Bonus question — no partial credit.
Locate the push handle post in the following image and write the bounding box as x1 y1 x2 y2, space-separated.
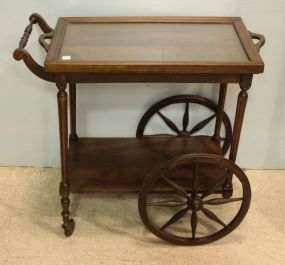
13 13 55 82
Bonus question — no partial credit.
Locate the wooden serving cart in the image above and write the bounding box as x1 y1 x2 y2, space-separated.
13 13 265 245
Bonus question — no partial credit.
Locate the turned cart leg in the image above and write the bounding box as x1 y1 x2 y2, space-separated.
223 75 253 198
56 75 75 236
213 83 227 141
213 83 232 197
69 83 78 141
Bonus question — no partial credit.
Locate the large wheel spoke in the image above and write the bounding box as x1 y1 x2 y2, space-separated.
137 95 233 155
138 152 251 245
160 175 189 199
160 207 188 231
191 211 198 239
147 200 187 207
182 102 190 131
204 197 243 205
201 170 232 199
157 111 180 134
201 208 227 227
189 114 216 135
216 136 226 141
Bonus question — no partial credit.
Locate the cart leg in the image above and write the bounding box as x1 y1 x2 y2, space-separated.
69 83 78 141
213 83 227 141
56 75 75 236
224 75 252 198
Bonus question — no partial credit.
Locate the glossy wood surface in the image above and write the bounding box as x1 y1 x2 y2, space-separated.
60 23 248 62
56 75 75 236
68 137 223 193
13 14 265 240
138 154 251 245
45 16 264 74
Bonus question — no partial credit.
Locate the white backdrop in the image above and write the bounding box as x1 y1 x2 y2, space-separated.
1 0 285 168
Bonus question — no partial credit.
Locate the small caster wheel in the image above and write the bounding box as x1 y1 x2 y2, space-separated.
138 154 251 245
62 219 75 237
222 183 233 198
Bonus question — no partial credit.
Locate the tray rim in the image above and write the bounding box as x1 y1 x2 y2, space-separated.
45 16 264 74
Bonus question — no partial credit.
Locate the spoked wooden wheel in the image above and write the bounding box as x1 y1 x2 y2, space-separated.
136 95 232 155
138 154 251 245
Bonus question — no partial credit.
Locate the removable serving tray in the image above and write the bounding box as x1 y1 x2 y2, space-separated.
45 17 264 74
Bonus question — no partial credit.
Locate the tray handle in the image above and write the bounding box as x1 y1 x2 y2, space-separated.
39 32 54 52
248 31 265 52
13 13 55 82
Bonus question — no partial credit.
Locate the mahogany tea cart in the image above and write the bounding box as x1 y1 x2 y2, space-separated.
13 13 265 245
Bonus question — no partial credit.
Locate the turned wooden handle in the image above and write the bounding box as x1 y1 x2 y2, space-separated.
13 13 55 82
248 31 265 52
18 17 36 49
14 13 54 60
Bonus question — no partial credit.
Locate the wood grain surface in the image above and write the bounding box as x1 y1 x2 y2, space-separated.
45 17 264 74
68 136 223 193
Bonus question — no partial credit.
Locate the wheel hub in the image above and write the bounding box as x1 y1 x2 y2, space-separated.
188 196 203 211
178 131 190 137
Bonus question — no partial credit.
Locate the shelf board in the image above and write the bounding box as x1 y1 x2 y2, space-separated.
68 136 224 193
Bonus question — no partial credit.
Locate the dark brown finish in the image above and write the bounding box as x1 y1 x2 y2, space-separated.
230 81 251 162
13 13 55 82
59 23 248 61
13 14 265 243
214 83 227 141
222 76 252 198
66 72 241 84
136 95 232 155
69 83 78 141
32 13 54 33
39 32 54 52
45 16 264 74
68 137 223 193
56 75 75 236
19 17 35 49
248 31 266 52
138 154 251 245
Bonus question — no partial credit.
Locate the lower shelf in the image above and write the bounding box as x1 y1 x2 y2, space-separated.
68 136 225 193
